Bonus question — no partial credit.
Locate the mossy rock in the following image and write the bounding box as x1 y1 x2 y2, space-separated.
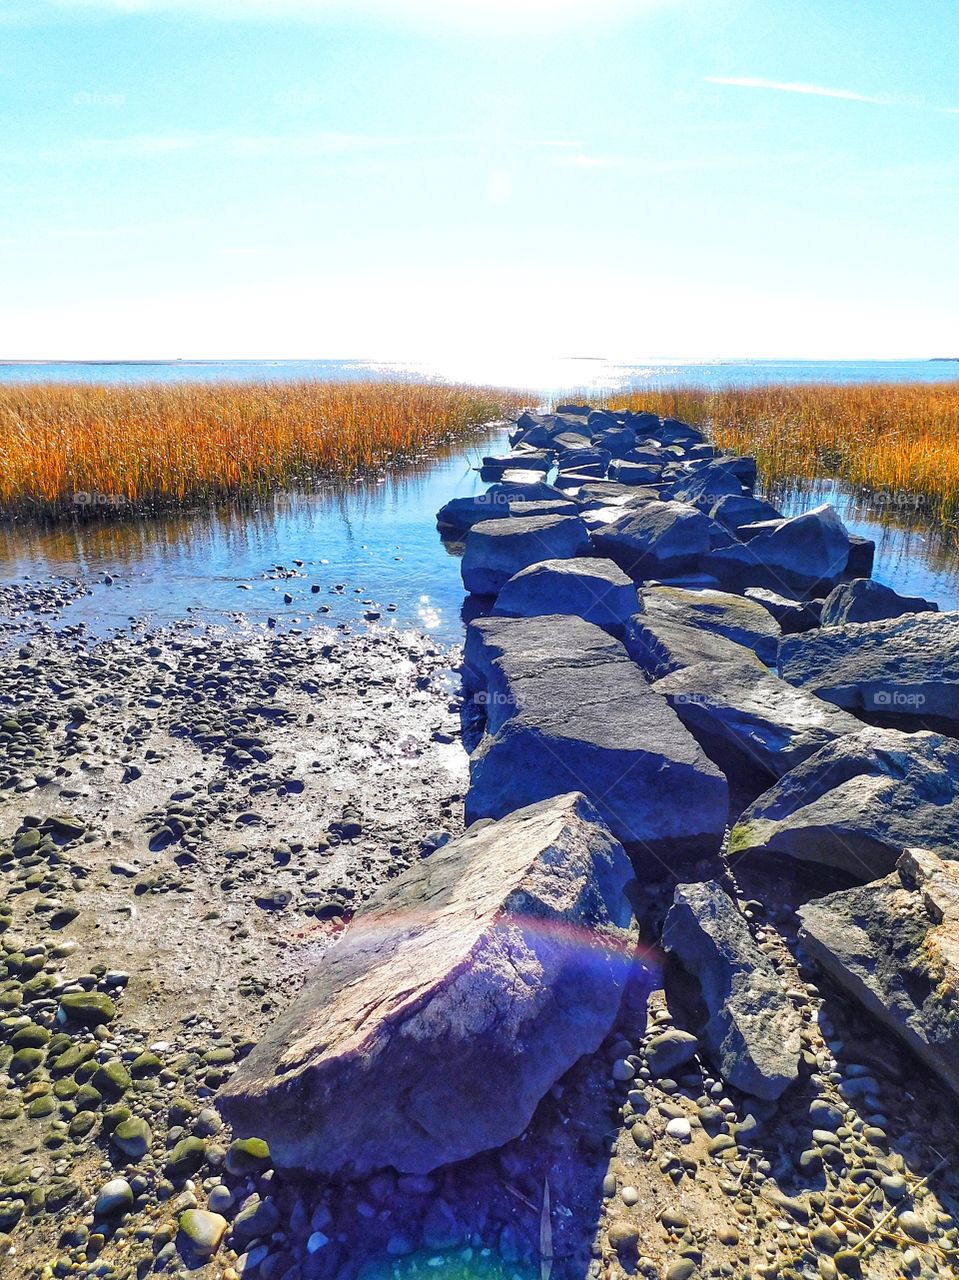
73 1083 103 1112
92 1060 131 1098
27 1095 57 1119
68 1111 98 1139
167 1097 195 1125
49 1042 97 1074
53 1078 78 1101
11 1024 50 1050
59 992 116 1027
101 1105 132 1134
165 1136 208 1179
9 1047 45 1077
130 1051 163 1078
225 1137 271 1177
13 830 41 855
22 972 56 999
44 1180 79 1211
112 1116 152 1161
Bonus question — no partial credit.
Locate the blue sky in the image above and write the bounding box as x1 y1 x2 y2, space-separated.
0 0 957 370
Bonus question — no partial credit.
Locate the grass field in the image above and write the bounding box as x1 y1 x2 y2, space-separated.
596 380 959 524
0 380 528 520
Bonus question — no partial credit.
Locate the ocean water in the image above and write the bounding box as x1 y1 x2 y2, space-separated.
1 356 957 394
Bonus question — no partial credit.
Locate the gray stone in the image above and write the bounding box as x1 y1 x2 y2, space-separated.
798 847 959 1098
646 1029 699 1076
219 793 636 1175
461 515 592 596
493 557 638 635
820 578 938 627
625 615 765 681
729 726 959 879
436 482 568 535
744 587 823 635
638 585 782 664
590 501 714 582
707 503 851 596
654 660 861 786
463 614 728 859
778 611 959 728
663 881 802 1099
95 1178 134 1218
708 494 782 535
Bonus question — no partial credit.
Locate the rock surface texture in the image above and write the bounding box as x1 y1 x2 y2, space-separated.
219 792 636 1175
463 613 728 860
729 726 959 879
798 847 959 1097
663 881 802 1099
778 610 959 728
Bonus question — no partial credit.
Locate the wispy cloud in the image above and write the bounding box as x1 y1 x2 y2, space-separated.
705 75 959 115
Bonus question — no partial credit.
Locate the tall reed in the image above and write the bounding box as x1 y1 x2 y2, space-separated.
594 380 959 523
0 380 528 520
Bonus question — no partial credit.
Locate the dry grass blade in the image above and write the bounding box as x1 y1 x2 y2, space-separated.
0 380 528 520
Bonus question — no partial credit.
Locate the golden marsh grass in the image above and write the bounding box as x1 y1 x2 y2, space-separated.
595 380 959 523
0 380 528 520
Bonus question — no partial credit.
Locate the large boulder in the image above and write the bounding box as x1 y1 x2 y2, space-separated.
608 460 664 486
798 848 959 1099
463 615 728 861
778 611 959 728
820 578 938 627
663 882 802 1099
707 503 851 596
638 585 782 665
625 616 765 681
728 727 959 880
493 557 638 635
708 494 782 536
461 514 591 596
654 661 861 787
218 793 636 1176
590 501 713 582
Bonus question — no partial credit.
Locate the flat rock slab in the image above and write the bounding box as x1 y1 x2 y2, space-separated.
798 847 959 1098
461 515 592 596
219 792 636 1176
729 726 959 880
463 614 728 862
663 881 801 1099
778 611 959 729
638 585 782 665
654 660 862 787
625 615 765 681
493 557 639 635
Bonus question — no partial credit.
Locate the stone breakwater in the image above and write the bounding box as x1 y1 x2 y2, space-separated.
212 406 959 1277
6 405 959 1280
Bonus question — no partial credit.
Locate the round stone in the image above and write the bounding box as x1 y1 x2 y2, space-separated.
95 1178 133 1218
665 1118 691 1141
177 1208 228 1259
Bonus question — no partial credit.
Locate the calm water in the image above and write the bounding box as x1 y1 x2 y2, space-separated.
1 358 958 642
2 356 958 394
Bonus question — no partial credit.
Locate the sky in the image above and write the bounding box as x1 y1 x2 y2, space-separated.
0 0 957 370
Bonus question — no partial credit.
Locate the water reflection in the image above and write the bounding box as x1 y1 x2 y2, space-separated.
3 433 959 643
772 478 959 608
0 430 499 643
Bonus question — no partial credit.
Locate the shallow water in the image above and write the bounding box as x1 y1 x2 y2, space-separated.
0 428 502 644
3 423 959 645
